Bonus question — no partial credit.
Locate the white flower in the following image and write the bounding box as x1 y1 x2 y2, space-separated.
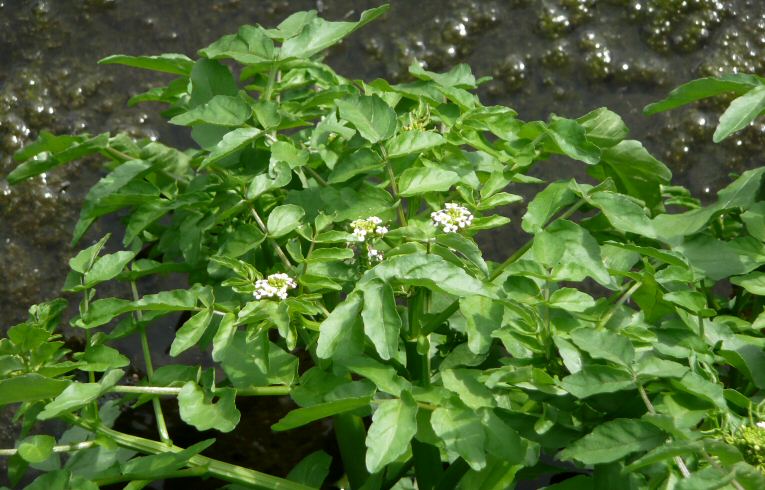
431 203 474 233
350 216 388 242
756 421 765 430
254 273 297 300
368 248 384 262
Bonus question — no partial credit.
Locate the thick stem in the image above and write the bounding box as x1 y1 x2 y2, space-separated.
66 415 313 490
111 385 290 397
132 280 172 445
95 467 208 486
0 441 96 457
334 413 370 489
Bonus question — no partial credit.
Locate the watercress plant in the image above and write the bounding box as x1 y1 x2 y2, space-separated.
3 4 765 489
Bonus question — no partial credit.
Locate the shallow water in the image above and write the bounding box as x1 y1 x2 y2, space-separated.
2 0 765 486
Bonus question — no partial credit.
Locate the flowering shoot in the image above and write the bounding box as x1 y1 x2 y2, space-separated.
431 203 474 233
253 273 297 300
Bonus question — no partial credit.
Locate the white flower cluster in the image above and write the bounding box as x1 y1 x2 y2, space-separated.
431 203 474 233
757 421 765 429
368 248 384 262
350 216 388 242
253 273 297 300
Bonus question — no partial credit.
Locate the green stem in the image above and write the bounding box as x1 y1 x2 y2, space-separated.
380 146 407 227
0 441 96 457
249 205 295 272
66 415 313 490
95 467 208 486
111 385 291 397
334 413 370 489
304 166 328 187
132 280 171 445
263 64 279 102
637 383 691 478
597 280 642 329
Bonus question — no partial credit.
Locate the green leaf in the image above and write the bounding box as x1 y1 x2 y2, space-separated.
546 116 601 165
170 308 214 357
98 53 194 75
341 356 411 396
8 133 109 185
178 381 240 433
364 392 418 473
38 369 124 419
72 159 153 244
398 167 460 196
360 279 401 360
336 94 397 144
82 251 136 288
742 202 765 241
569 327 634 366
328 148 382 184
212 312 237 362
385 130 445 158
521 181 578 234
459 295 502 355
271 140 309 169
364 252 493 298
479 409 526 463
279 5 390 60
317 293 363 359
267 204 305 238
122 440 214 478
577 107 628 148
532 220 612 287
592 140 671 210
22 470 71 490
69 234 111 273
671 372 727 410
560 365 634 398
653 167 765 240
644 74 763 114
169 95 252 127
559 419 665 465
441 369 495 409
17 435 56 464
662 290 712 315
731 272 765 295
201 127 261 168
306 247 354 262
0 374 69 406
248 160 292 199
548 288 595 313
437 233 488 277
13 131 80 162
714 85 765 142
219 223 266 258
272 397 371 431
431 405 486 471
189 59 238 108
199 25 274 65
588 191 656 238
287 451 332 488
409 61 479 89
217 331 297 388
76 344 130 372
